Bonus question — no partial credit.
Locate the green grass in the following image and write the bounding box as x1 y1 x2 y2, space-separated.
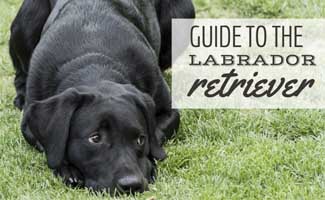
1 0 325 199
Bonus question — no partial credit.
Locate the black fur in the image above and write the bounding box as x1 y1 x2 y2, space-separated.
9 0 194 194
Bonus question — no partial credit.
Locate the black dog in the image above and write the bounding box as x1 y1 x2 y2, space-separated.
9 0 195 195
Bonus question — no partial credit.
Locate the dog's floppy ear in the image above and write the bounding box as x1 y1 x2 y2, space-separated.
157 0 195 70
23 88 94 169
139 94 167 161
125 85 167 161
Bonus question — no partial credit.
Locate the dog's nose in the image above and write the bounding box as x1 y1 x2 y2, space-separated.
116 175 144 193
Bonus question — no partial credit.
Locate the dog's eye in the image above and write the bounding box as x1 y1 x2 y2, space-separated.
137 135 145 146
88 133 101 144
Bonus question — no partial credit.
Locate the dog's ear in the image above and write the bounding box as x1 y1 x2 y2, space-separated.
125 85 167 161
156 0 195 69
139 93 167 161
23 88 94 169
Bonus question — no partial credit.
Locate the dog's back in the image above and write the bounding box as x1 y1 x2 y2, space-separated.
27 0 162 103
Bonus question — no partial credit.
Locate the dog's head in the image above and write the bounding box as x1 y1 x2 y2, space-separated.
23 82 166 194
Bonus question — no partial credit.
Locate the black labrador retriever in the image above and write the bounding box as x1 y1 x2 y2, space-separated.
9 0 195 195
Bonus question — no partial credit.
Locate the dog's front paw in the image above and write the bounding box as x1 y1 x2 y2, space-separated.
54 163 84 188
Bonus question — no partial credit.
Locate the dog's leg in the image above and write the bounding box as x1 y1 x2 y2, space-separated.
9 0 51 110
157 0 195 71
9 45 26 110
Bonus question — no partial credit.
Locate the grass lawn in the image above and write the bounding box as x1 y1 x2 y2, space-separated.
1 0 325 199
